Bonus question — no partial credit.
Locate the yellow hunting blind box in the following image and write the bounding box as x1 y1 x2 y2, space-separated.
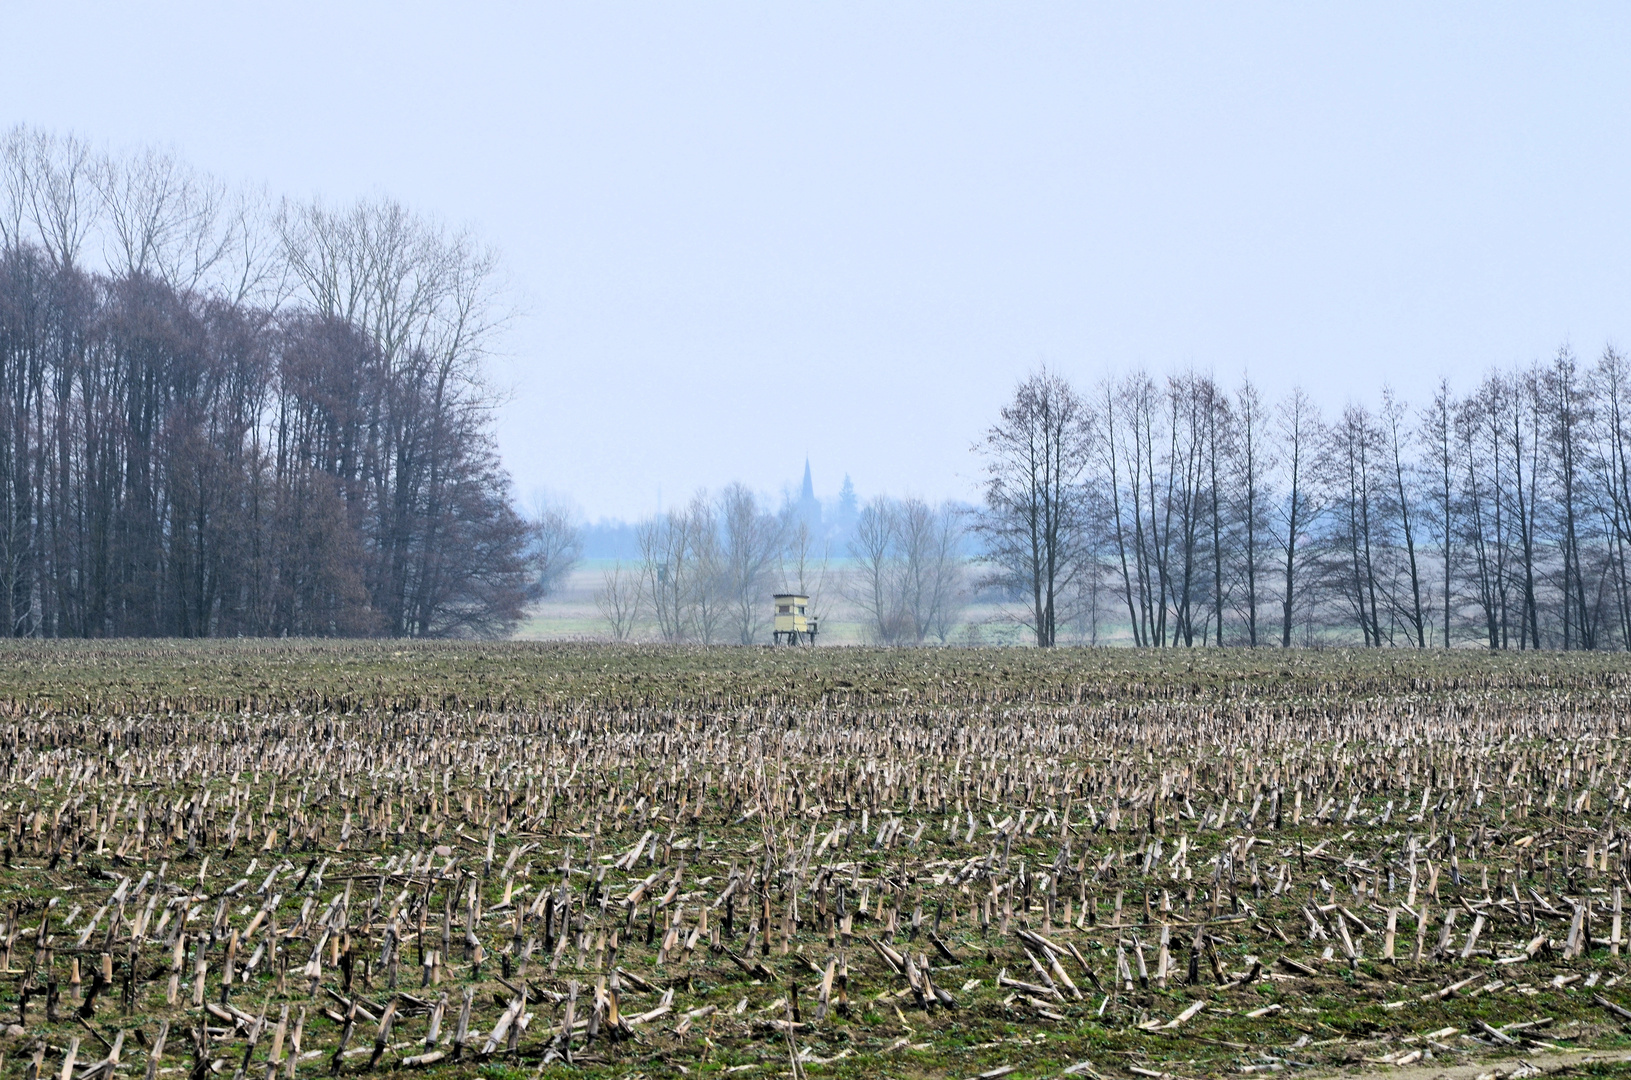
772 593 818 645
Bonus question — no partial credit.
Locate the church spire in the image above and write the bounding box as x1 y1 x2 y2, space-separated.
798 459 821 527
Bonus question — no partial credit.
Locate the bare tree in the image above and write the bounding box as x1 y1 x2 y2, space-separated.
1201 376 1232 644
1097 378 1143 644
637 509 694 642
17 128 96 270
595 562 642 641
848 496 906 643
633 493 733 643
1545 348 1597 649
780 514 832 628
276 197 512 636
923 503 969 643
1069 547 1107 645
1459 374 1513 648
1323 403 1387 645
1275 388 1318 647
94 146 234 290
1420 379 1458 646
989 353 1631 650
1593 348 1631 648
1160 373 1219 647
1508 368 1546 648
976 368 1093 647
845 496 965 644
213 186 294 310
895 498 967 643
277 196 505 388
685 493 728 644
1231 378 1272 646
1103 372 1171 645
0 126 29 254
719 484 784 644
1382 388 1427 646
528 498 584 600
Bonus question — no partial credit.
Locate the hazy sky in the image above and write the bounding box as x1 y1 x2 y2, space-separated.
6 3 1631 520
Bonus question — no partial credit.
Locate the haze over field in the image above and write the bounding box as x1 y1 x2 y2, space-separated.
9 9 1631 1075
7 4 1631 521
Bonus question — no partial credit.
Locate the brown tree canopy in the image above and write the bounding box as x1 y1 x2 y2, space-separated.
0 239 531 638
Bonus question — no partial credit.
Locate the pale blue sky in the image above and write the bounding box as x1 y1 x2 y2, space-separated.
5 3 1630 519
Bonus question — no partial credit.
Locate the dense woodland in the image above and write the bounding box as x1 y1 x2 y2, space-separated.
0 128 532 638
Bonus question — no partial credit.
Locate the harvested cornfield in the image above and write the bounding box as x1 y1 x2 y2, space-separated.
0 643 1630 1080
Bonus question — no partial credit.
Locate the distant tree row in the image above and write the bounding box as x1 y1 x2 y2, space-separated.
0 127 535 637
594 487 967 645
846 496 965 643
980 355 1631 650
632 485 791 645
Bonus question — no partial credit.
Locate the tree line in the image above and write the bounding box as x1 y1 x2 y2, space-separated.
595 487 968 644
0 127 536 637
980 356 1631 650
14 127 1624 649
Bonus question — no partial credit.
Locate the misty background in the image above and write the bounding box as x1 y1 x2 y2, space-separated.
8 5 1631 522
5 4 1631 644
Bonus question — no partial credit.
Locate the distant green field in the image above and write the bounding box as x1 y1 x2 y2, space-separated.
515 561 1070 646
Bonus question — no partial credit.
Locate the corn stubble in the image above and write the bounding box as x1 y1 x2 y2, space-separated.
0 644 1626 1079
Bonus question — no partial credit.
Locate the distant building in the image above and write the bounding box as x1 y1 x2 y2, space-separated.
797 459 822 529
834 474 858 532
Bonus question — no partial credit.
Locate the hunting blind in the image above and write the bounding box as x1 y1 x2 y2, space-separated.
772 593 817 645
